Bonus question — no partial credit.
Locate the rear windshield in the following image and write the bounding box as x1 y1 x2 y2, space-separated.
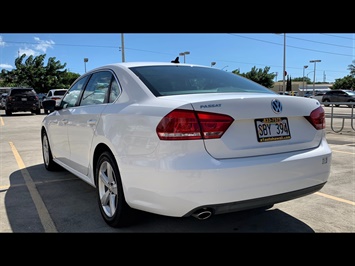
129 65 275 97
53 90 67 96
10 89 36 96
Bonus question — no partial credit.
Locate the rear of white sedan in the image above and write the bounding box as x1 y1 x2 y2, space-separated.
41 62 332 227
115 94 331 220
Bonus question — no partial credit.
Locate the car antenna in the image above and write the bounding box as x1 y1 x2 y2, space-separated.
171 57 180 63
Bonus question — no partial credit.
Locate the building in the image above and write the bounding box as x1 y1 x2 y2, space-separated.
272 82 332 96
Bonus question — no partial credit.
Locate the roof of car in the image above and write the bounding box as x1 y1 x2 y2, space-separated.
89 62 208 72
327 89 352 92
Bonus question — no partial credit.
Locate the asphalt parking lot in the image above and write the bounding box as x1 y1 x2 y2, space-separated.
0 107 354 233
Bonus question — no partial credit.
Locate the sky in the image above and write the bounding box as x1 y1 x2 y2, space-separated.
0 33 354 84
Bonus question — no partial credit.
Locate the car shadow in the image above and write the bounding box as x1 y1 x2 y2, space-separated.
3 164 315 233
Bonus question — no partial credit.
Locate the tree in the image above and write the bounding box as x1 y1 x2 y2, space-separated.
232 66 275 88
331 75 355 90
61 72 80 89
292 76 312 84
347 60 355 77
286 75 292 91
0 54 79 92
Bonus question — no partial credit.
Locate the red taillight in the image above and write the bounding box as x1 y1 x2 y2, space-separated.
156 109 234 140
51 97 61 100
306 106 326 130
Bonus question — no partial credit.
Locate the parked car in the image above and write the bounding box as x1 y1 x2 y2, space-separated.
0 93 7 109
42 89 67 114
278 91 298 96
4 88 41 115
321 89 355 107
310 91 327 102
303 91 313 98
41 62 332 228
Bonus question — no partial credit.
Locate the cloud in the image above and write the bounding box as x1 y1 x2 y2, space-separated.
0 63 13 69
33 37 55 53
0 36 5 47
18 37 55 57
19 48 37 57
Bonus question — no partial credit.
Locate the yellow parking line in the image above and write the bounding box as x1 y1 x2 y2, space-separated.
9 141 57 233
331 149 354 155
0 116 4 126
315 192 355 206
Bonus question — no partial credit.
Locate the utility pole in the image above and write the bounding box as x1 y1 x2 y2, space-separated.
121 33 125 62
282 33 286 93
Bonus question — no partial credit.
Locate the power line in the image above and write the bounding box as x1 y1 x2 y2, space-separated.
229 33 353 58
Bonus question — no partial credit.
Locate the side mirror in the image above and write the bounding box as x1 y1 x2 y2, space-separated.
42 99 56 112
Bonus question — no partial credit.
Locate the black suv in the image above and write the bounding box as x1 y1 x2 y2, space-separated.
321 89 355 108
4 88 41 115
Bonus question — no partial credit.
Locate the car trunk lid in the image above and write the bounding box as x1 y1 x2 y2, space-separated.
171 93 324 159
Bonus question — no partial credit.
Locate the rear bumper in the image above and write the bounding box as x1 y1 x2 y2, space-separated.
118 137 332 217
183 182 326 217
6 103 40 112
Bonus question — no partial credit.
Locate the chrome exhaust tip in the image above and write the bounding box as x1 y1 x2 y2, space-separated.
191 208 213 220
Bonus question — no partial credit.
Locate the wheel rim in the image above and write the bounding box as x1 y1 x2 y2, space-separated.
42 134 50 166
98 161 118 218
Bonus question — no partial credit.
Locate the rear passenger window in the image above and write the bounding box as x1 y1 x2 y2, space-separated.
80 71 112 106
109 79 120 103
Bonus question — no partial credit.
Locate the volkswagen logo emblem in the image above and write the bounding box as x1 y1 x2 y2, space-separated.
271 99 282 114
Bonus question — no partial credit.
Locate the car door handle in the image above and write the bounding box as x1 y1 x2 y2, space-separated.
87 119 97 126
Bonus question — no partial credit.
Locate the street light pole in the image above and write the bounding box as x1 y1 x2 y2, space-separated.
309 60 321 96
282 33 286 93
84 58 88 73
121 33 125 62
302 65 308 95
306 71 314 91
179 51 190 63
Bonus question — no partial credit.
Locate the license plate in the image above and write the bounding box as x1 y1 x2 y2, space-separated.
21 98 27 101
255 117 291 142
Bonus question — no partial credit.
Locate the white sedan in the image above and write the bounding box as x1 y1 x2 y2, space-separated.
42 89 68 114
41 62 332 228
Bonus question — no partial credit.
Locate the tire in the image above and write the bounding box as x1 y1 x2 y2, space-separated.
96 151 133 228
322 99 330 107
5 109 12 116
42 131 61 171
